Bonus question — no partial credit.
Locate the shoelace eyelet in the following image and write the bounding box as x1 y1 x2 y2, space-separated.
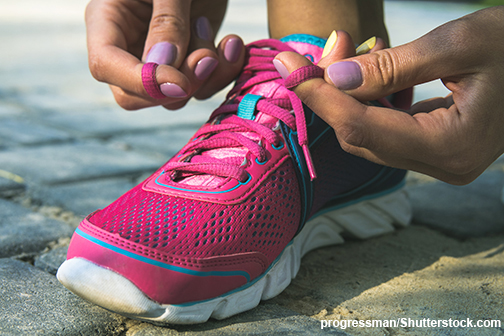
272 141 284 150
240 173 252 184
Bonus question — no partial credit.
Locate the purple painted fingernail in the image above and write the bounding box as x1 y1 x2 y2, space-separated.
146 42 177 65
224 38 242 63
327 61 363 90
273 59 290 80
195 57 218 80
160 83 187 98
196 16 213 41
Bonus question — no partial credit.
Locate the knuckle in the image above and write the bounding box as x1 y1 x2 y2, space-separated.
113 92 140 111
295 80 322 106
296 79 334 115
135 81 150 99
427 18 479 63
194 90 213 100
425 129 484 185
336 134 364 158
84 0 97 21
337 122 368 149
365 50 397 90
84 2 92 20
150 14 187 36
442 19 474 48
442 160 470 176
443 171 479 186
88 54 107 82
338 137 355 154
163 99 188 111
438 153 478 178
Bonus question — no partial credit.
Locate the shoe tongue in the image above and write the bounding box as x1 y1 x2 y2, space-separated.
281 34 327 64
248 34 326 100
246 34 325 129
178 35 326 188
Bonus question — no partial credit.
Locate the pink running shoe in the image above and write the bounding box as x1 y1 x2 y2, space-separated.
57 35 412 324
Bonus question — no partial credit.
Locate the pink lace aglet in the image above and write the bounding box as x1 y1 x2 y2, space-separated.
302 144 317 180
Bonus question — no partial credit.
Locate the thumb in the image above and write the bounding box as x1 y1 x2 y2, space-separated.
143 0 191 67
274 49 435 177
328 25 463 102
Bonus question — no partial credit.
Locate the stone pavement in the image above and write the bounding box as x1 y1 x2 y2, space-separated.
1 1 503 335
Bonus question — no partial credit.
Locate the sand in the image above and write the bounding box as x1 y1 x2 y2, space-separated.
270 224 504 335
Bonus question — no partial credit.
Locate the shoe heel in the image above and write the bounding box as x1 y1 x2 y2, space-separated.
326 188 411 239
300 188 411 256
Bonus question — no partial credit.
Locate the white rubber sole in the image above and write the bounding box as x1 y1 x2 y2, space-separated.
57 188 411 324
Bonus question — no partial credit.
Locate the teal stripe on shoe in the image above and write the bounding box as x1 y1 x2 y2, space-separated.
75 228 251 282
280 34 327 48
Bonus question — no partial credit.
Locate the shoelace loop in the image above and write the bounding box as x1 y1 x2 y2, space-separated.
164 40 320 182
284 65 325 89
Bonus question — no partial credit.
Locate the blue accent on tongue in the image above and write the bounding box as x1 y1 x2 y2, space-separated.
237 94 262 120
280 34 326 48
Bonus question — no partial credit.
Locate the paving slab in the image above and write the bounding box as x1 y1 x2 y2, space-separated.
35 245 68 275
128 303 349 336
34 100 217 137
112 127 197 158
0 199 73 258
0 101 25 117
0 118 72 146
406 170 504 239
0 142 162 185
0 258 126 336
4 80 100 114
0 175 25 197
31 177 137 216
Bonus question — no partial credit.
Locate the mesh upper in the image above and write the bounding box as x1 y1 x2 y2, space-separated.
90 160 301 263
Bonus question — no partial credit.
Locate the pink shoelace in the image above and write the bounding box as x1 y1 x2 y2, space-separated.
164 40 323 183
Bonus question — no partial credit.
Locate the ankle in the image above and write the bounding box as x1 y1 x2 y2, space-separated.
267 0 389 45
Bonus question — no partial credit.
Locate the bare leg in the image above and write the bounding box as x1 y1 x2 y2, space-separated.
267 0 388 45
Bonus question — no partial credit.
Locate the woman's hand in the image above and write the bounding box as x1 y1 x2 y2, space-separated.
85 0 245 110
276 6 504 185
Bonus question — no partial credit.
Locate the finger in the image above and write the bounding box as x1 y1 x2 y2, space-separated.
109 84 190 111
155 18 221 109
85 0 146 90
409 94 453 115
324 18 480 101
109 85 157 110
162 99 191 111
109 45 221 110
145 15 222 104
162 47 220 109
102 60 190 109
274 51 475 180
110 83 194 111
85 1 192 105
318 31 356 67
186 16 220 83
142 0 192 67
371 37 387 52
109 78 187 111
194 35 245 100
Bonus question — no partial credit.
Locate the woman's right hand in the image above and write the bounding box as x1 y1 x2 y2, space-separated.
85 0 246 110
